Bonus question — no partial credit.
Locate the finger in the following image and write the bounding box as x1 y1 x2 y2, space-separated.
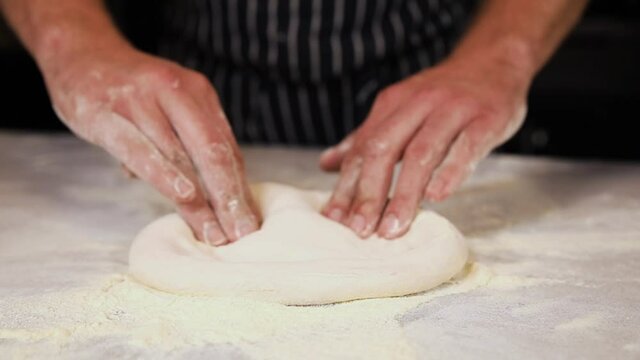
365 84 413 126
319 133 355 172
179 70 238 141
321 154 362 225
174 75 261 221
92 111 231 245
92 111 197 204
125 98 230 245
424 108 526 201
118 173 220 241
425 118 496 201
322 82 431 229
319 84 411 172
344 95 439 237
126 97 197 178
345 145 396 238
169 72 258 217
158 86 260 242
378 106 471 239
177 199 228 246
197 86 264 228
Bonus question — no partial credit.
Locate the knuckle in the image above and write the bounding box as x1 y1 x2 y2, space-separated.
168 150 191 169
404 142 428 160
203 141 234 167
407 136 443 163
357 177 385 200
353 198 380 216
415 88 434 102
341 154 363 172
144 66 180 88
405 145 435 168
211 190 253 231
447 97 477 113
469 117 495 134
428 88 450 101
361 137 391 159
221 196 243 213
187 71 212 90
172 177 197 200
474 105 501 122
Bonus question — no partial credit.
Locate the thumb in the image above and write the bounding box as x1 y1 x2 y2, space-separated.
319 133 356 172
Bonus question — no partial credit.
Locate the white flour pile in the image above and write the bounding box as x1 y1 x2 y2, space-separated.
0 263 525 359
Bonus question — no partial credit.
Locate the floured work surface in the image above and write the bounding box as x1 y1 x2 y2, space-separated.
1 132 639 359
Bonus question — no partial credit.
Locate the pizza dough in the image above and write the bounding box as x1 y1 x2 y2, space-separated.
129 183 468 305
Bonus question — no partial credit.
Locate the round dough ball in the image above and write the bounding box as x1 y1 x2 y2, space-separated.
129 183 468 305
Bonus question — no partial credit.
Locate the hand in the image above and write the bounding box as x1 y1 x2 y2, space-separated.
44 44 260 246
320 55 530 239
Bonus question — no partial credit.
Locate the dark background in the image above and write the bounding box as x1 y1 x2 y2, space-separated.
1 1 639 160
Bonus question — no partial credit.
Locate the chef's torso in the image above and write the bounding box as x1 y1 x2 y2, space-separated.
158 0 473 145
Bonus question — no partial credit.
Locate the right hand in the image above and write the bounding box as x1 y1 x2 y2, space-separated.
43 44 260 246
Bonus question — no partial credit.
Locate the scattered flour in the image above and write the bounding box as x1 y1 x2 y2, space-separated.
0 263 521 359
554 313 604 332
4 135 640 358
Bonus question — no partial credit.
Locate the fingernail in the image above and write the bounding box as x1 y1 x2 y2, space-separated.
349 214 367 236
234 217 258 240
174 176 195 199
328 208 344 222
203 221 226 246
379 214 402 239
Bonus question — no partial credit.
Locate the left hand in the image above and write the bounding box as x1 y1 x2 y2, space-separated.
319 55 530 239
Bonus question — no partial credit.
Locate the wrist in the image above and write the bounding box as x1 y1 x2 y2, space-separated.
34 21 132 76
448 34 538 88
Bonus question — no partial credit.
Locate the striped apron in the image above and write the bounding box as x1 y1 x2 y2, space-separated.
158 0 474 145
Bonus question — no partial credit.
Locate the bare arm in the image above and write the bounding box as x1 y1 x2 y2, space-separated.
0 0 261 245
449 0 588 81
0 0 126 68
321 0 589 239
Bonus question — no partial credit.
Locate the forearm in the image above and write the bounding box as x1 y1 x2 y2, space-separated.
0 0 131 73
449 0 588 83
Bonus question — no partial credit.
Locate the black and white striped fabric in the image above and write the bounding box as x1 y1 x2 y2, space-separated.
158 0 473 145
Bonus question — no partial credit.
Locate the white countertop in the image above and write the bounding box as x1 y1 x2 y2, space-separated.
1 131 639 359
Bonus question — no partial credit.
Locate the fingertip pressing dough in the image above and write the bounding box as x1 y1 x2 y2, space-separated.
129 183 468 305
